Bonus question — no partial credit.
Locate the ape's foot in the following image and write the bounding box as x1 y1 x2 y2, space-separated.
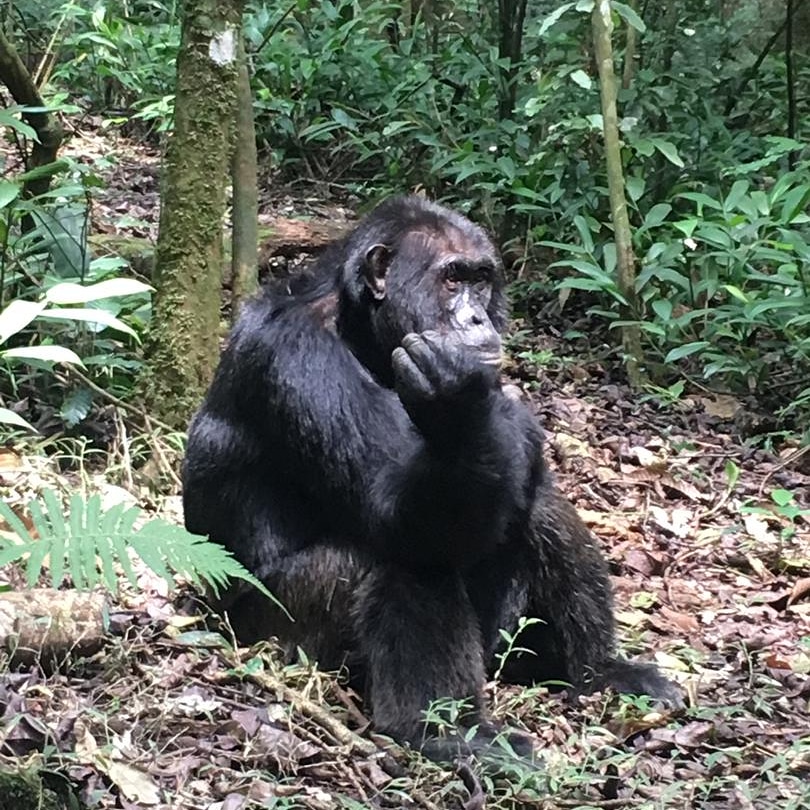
587 659 684 709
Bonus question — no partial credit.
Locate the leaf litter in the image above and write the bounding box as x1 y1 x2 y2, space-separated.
0 137 808 807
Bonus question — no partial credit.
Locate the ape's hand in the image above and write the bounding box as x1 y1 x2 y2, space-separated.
392 330 499 441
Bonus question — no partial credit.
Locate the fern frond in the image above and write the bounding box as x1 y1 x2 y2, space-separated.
0 490 285 614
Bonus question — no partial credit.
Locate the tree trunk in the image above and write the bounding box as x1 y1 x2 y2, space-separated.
0 27 64 230
230 32 259 319
496 0 528 120
592 0 645 388
140 0 243 428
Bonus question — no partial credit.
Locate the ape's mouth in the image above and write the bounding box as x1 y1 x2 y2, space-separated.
479 350 503 368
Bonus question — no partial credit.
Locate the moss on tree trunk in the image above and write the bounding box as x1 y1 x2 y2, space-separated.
140 0 243 428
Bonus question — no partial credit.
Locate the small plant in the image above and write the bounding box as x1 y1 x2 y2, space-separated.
741 488 810 543
0 490 284 612
0 278 151 430
493 616 543 681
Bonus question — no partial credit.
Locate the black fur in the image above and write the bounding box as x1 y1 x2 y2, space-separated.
183 196 681 762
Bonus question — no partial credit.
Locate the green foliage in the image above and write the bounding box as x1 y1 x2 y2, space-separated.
0 276 152 431
0 490 282 610
741 488 810 543
50 1 180 134
24 0 810 436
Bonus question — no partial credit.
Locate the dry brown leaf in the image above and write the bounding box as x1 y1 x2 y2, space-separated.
695 394 742 419
788 577 810 605
0 448 22 470
659 605 700 633
106 761 160 805
744 514 776 544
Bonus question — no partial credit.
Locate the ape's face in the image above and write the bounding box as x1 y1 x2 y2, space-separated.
362 223 506 368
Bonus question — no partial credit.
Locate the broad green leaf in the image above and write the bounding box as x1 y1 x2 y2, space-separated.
330 108 357 131
724 180 749 212
570 69 592 89
626 175 645 203
0 299 46 343
538 2 575 36
45 279 153 305
651 299 672 322
0 180 20 209
723 285 748 303
677 192 723 212
37 308 138 338
780 185 810 224
16 159 69 183
664 341 710 362
771 489 793 507
0 407 35 431
613 1 646 32
2 345 85 365
0 109 38 140
643 203 672 229
651 138 684 168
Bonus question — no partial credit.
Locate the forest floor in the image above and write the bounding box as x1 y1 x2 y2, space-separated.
0 129 809 810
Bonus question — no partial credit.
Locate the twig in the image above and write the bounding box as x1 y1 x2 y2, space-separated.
66 365 176 434
757 444 810 497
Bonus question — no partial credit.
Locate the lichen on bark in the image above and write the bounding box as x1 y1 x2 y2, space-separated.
140 0 244 428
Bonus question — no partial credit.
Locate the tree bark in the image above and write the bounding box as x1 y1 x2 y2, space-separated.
496 0 528 120
0 589 108 667
140 0 243 428
0 27 64 224
592 0 645 388
230 32 259 319
621 0 639 89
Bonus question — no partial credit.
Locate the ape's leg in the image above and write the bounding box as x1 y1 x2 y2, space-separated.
353 564 535 762
494 490 682 706
219 545 359 671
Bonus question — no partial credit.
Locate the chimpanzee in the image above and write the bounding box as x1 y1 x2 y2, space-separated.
182 196 681 763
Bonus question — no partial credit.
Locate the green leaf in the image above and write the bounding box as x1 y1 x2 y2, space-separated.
0 299 47 343
60 387 93 427
0 180 20 209
330 108 357 131
651 299 672 322
538 2 575 36
37 308 138 339
1 345 85 365
724 179 749 212
771 489 793 508
664 341 710 362
43 490 67 588
45 279 153 305
613 1 646 32
651 138 684 168
570 69 592 89
0 108 38 140
725 460 740 491
677 191 723 213
723 284 748 303
0 408 35 432
626 175 645 204
642 203 672 229
0 491 286 615
780 185 810 224
15 159 69 183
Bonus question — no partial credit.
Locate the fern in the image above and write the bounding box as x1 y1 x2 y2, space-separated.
0 490 284 611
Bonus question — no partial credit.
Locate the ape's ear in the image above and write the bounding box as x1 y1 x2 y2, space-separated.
362 244 391 300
